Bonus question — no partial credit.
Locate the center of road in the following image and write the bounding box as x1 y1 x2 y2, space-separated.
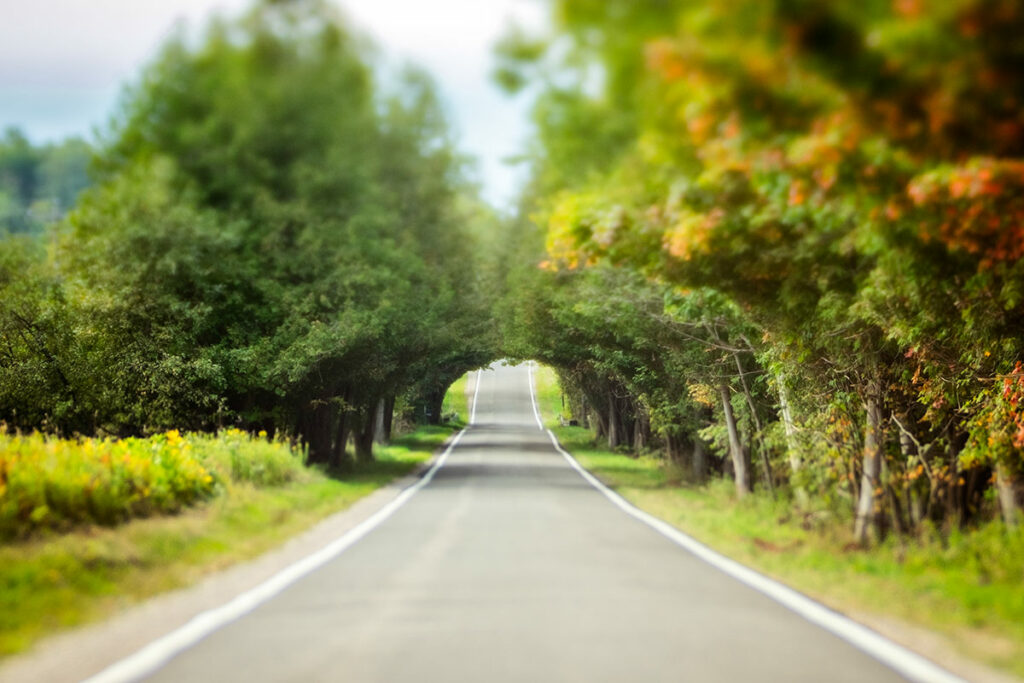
86 362 958 683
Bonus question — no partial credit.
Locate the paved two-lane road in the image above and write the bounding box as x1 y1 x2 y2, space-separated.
132 362 922 682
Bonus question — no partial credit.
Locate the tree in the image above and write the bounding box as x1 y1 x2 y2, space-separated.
501 0 1024 538
1 0 501 467
0 129 92 235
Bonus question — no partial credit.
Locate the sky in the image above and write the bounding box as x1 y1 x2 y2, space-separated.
0 0 547 208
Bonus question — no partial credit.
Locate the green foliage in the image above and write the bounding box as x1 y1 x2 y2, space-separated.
503 0 1024 533
0 128 92 235
0 237 90 435
0 0 502 466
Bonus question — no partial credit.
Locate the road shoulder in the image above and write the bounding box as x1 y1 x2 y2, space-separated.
0 445 447 683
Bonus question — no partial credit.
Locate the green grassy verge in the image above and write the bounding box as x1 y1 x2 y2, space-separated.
533 364 565 428
442 372 472 425
532 364 1024 677
0 425 454 658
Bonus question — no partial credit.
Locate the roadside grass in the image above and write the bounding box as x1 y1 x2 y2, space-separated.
442 372 471 425
0 425 453 658
532 364 1024 678
532 364 564 428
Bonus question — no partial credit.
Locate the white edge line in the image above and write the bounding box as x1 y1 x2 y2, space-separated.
527 362 544 431
470 369 482 425
543 429 964 683
523 367 961 683
84 429 467 683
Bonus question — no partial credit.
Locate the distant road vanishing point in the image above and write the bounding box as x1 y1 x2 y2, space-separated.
94 362 950 683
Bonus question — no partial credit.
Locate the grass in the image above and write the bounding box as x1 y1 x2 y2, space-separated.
442 371 472 425
0 424 455 658
532 364 565 429
532 364 1024 678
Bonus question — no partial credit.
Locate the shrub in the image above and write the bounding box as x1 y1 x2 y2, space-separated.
0 429 305 540
188 429 305 488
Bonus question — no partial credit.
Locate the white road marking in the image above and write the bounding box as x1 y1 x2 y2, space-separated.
526 362 544 431
470 369 482 425
83 430 467 683
527 374 962 683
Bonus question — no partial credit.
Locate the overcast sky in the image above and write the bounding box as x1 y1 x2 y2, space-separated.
0 0 547 208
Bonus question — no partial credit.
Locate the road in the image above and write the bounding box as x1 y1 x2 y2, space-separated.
124 362 922 682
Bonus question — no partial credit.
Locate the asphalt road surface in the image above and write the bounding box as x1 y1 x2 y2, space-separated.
137 362 915 682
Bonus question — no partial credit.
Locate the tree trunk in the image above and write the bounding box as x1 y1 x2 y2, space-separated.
735 353 774 495
593 407 607 440
620 402 635 451
854 392 885 545
776 371 805 488
720 382 751 497
607 392 620 450
373 398 387 444
304 401 334 466
666 433 684 465
995 461 1022 527
332 406 350 471
355 402 378 464
633 414 648 452
382 395 395 442
886 485 908 537
946 424 964 528
692 437 708 483
426 390 444 425
881 458 905 537
898 425 924 530
663 436 688 466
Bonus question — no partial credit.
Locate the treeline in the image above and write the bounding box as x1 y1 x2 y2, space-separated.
500 0 1024 542
0 128 91 235
0 0 499 468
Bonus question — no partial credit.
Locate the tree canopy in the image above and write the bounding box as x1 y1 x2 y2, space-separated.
0 0 500 468
499 0 1024 538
